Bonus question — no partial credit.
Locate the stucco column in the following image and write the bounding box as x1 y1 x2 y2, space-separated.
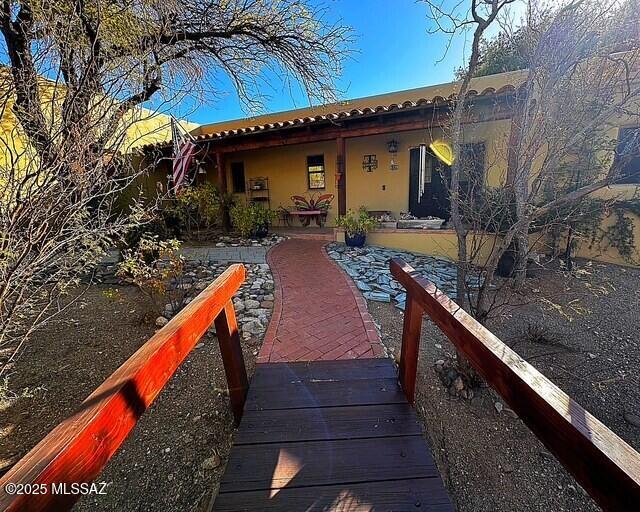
336 137 346 216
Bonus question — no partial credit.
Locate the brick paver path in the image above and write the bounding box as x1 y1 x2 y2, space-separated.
258 239 383 363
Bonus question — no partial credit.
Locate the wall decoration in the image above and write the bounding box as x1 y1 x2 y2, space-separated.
387 139 399 171
362 154 378 172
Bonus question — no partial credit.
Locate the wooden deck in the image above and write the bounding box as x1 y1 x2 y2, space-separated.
213 358 454 511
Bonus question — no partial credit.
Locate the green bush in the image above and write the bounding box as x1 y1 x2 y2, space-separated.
230 203 276 238
336 209 378 237
175 183 221 231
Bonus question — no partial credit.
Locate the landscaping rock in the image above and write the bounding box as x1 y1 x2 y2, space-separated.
244 299 260 310
201 454 221 470
364 291 391 302
155 316 169 327
327 242 470 307
624 412 640 428
356 280 372 291
244 319 265 335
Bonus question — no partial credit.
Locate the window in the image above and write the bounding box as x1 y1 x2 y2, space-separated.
307 155 325 189
615 127 640 184
459 143 486 184
231 162 246 193
459 143 485 200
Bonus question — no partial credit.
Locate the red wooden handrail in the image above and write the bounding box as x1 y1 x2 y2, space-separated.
0 264 248 512
390 258 640 512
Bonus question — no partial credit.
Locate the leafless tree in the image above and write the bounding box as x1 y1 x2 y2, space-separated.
424 0 640 379
0 0 351 377
423 0 517 377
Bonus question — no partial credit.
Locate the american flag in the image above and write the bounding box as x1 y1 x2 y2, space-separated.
171 117 197 192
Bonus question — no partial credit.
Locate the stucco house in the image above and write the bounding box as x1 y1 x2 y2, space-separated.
141 69 640 266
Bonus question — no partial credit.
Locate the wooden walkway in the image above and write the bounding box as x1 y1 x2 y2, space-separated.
213 358 454 511
3 262 638 512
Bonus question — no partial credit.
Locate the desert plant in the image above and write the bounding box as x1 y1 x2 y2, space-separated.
253 206 277 227
116 235 192 316
336 209 378 237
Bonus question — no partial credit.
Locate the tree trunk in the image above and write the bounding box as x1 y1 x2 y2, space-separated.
564 227 574 271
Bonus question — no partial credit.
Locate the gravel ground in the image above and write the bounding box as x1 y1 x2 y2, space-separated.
0 272 267 511
368 259 640 512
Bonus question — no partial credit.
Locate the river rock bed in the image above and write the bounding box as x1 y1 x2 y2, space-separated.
212 233 285 248
327 242 460 308
160 261 274 340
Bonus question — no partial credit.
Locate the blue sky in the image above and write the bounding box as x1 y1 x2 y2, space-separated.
174 0 512 125
0 0 521 126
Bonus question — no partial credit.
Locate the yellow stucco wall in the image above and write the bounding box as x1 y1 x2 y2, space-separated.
0 72 197 173
188 117 640 268
222 140 339 224
573 185 640 265
336 229 499 264
214 116 511 228
345 118 511 216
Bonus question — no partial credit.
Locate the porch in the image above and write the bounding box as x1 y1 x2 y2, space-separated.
270 225 463 261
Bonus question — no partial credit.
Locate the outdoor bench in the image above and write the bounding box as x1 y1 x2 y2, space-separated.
287 209 328 226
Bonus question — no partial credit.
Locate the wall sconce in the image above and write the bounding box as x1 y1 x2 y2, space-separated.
387 139 399 171
197 164 207 174
362 154 378 172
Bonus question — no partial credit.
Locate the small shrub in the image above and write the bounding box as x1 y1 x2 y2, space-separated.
176 183 221 230
336 208 378 237
116 235 193 315
230 203 276 238
102 288 121 301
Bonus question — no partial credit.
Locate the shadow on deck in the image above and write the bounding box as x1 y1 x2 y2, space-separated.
213 358 453 511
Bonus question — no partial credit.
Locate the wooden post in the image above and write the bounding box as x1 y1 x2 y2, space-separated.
214 300 248 425
216 151 227 192
399 293 423 404
336 137 346 216
216 151 231 232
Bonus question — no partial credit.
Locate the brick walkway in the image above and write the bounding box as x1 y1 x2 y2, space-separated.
258 239 383 363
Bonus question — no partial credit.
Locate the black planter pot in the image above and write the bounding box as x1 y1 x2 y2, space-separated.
345 232 366 247
253 223 269 238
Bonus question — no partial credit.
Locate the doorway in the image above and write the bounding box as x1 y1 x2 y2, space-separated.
408 146 451 220
408 143 485 221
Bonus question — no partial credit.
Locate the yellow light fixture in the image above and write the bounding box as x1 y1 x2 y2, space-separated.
429 140 454 166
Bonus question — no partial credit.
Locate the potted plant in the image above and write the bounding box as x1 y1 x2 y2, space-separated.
336 209 378 247
252 206 276 238
230 203 276 239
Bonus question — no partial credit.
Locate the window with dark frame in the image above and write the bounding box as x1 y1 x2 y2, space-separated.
307 155 325 189
615 127 640 184
460 142 486 199
460 143 486 182
231 162 246 193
